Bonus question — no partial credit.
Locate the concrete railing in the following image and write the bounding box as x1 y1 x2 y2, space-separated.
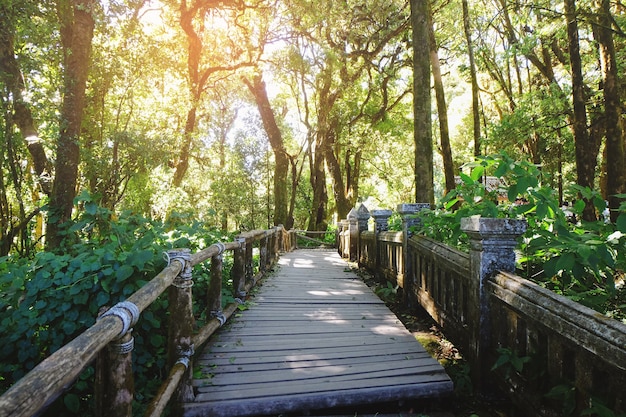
339 204 626 416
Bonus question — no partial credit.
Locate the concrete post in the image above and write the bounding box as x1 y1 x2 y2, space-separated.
371 209 393 233
347 208 359 261
397 203 430 298
460 216 527 394
371 210 393 273
355 205 370 264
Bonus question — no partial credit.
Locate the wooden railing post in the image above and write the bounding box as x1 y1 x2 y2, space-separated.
233 237 247 300
273 226 281 258
460 216 527 395
165 249 195 403
207 243 225 322
245 236 254 284
260 236 268 274
95 301 140 417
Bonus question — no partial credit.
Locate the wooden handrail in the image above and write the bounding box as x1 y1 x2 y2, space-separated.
0 226 285 417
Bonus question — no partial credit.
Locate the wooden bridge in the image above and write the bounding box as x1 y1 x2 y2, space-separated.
0 227 452 417
184 249 452 417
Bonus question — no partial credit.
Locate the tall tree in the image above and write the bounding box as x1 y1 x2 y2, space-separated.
244 73 290 226
0 1 52 195
564 0 597 221
462 0 480 157
428 1 455 195
46 0 96 249
411 0 434 205
594 0 625 222
173 0 258 187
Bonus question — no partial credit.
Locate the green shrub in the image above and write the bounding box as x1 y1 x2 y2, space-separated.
416 153 626 322
0 192 236 416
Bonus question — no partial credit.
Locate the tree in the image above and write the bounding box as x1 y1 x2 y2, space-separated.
411 0 434 205
244 73 290 226
0 1 52 196
564 0 597 221
46 0 97 249
428 1 455 195
172 0 258 187
462 0 480 157
594 0 625 222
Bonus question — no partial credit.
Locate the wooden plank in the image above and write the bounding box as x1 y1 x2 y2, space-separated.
195 357 443 387
184 382 453 417
196 351 433 372
183 250 453 417
198 341 429 363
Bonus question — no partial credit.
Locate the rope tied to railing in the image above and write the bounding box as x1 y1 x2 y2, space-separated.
234 290 247 305
98 300 140 339
110 337 135 355
164 248 193 288
214 241 226 255
209 310 227 326
174 344 195 369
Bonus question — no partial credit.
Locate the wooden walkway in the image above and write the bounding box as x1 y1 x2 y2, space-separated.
183 250 453 417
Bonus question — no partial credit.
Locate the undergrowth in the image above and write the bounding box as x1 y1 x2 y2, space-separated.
415 153 626 322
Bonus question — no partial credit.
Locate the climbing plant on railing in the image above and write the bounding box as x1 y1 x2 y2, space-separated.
415 153 626 322
0 192 237 416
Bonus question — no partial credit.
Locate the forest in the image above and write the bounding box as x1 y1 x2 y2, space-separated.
0 0 625 252
1 0 626 415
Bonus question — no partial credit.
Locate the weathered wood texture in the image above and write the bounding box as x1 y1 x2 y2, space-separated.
0 228 283 417
183 250 453 417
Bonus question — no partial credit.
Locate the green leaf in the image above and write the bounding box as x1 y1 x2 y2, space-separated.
576 245 591 261
470 165 484 181
459 172 474 185
616 213 626 233
543 257 559 278
64 393 80 413
555 252 575 273
85 201 98 216
150 334 164 347
95 291 109 307
115 265 134 282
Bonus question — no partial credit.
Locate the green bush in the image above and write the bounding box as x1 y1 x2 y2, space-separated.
0 192 235 416
416 153 626 322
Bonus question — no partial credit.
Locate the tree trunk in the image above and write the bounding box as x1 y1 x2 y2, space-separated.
244 74 290 226
0 6 52 195
307 135 328 232
46 0 96 249
564 0 597 221
428 5 455 195
462 0 481 157
411 0 434 205
595 0 625 222
323 128 352 220
173 106 197 187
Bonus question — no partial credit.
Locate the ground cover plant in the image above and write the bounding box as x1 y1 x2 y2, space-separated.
0 192 238 416
415 153 626 323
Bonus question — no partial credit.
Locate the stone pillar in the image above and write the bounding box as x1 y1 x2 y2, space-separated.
371 210 392 273
371 209 393 233
460 216 527 394
340 219 349 258
336 221 344 256
397 203 430 236
347 208 359 261
397 203 430 300
355 205 370 264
